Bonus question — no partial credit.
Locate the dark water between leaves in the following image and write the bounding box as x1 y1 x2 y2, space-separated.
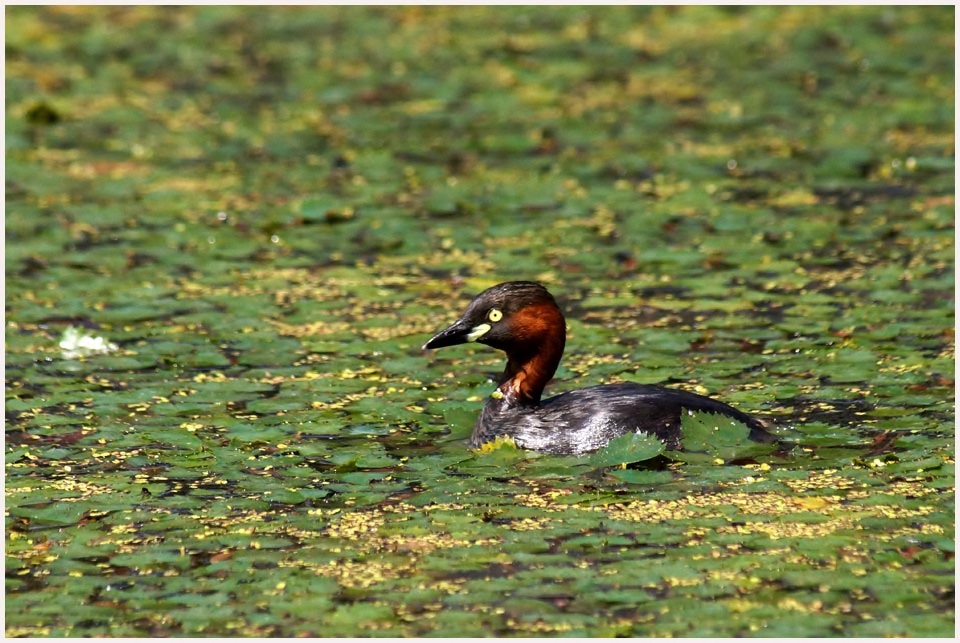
6 5 954 637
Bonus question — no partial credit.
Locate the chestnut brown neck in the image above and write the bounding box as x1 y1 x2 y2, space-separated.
496 302 566 405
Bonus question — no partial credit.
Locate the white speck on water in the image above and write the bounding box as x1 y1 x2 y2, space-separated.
59 326 118 359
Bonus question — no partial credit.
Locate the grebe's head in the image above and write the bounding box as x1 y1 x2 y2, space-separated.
422 281 566 353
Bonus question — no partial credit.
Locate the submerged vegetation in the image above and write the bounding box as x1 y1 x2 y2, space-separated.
5 6 954 637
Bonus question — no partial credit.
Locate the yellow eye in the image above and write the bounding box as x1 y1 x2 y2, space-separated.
488 308 503 323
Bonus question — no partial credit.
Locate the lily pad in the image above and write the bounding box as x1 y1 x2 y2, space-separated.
587 431 665 468
672 410 779 463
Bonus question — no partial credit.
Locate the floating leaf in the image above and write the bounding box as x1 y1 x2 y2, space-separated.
587 431 665 468
672 410 778 463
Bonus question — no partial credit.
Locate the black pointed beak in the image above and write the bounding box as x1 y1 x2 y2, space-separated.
422 317 476 350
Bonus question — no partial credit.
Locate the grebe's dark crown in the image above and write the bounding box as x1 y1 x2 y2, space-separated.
422 281 562 351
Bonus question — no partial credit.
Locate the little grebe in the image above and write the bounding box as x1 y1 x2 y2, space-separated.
423 281 773 455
